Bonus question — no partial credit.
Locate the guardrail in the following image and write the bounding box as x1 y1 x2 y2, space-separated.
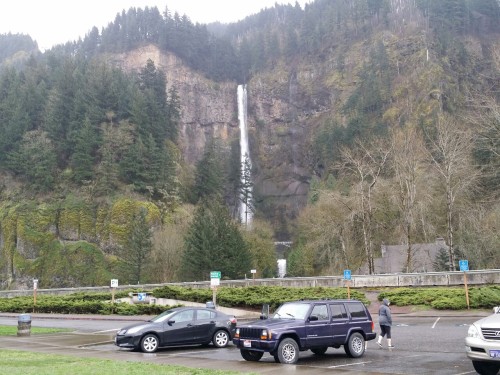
1 269 499 298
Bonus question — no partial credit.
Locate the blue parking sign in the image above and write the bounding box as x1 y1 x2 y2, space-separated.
459 260 469 272
343 270 351 280
138 292 146 301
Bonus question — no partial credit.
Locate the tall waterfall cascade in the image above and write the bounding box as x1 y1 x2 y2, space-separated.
238 84 253 226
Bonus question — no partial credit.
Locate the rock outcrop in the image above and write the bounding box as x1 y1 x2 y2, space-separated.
110 45 316 236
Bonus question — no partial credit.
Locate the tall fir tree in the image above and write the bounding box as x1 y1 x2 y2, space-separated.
120 208 153 284
71 118 98 183
181 198 252 281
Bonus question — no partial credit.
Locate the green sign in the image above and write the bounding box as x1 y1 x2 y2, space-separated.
210 271 221 279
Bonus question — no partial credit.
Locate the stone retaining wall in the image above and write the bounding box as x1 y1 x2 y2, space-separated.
1 270 499 298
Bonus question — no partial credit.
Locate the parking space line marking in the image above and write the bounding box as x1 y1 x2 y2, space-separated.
94 329 118 333
328 361 372 368
432 317 440 328
453 372 476 375
168 350 211 356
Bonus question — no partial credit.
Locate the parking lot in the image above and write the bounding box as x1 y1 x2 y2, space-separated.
0 312 485 374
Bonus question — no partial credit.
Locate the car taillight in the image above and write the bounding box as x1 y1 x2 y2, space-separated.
260 329 271 340
371 321 375 331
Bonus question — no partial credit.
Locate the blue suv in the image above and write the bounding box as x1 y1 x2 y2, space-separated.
233 299 376 364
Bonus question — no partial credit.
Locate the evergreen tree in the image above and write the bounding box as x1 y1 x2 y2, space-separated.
7 130 57 192
120 208 153 284
192 140 226 202
181 198 252 281
71 118 98 183
166 86 181 141
240 155 254 224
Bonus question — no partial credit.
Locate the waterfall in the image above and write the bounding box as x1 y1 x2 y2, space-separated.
238 84 253 225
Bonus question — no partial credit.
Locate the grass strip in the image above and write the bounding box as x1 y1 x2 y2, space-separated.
0 349 255 375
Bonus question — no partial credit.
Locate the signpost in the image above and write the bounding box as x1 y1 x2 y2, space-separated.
210 271 221 306
343 270 352 300
33 279 38 312
251 269 256 284
459 260 470 309
110 279 118 312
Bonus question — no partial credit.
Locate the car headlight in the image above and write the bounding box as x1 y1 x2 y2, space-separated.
467 324 480 338
260 329 272 340
125 325 146 335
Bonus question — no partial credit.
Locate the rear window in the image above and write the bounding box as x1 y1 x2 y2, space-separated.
346 303 368 318
197 309 216 320
330 304 347 319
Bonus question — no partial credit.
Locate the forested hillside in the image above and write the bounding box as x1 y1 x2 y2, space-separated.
0 0 499 290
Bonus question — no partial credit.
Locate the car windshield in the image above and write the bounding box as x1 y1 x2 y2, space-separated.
150 309 177 323
273 302 310 320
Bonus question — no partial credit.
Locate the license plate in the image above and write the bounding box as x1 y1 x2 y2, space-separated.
243 340 252 348
490 350 500 358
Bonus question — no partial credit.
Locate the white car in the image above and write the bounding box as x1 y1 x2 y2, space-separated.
466 307 500 375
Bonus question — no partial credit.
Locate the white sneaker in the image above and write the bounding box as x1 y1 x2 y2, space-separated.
377 342 382 348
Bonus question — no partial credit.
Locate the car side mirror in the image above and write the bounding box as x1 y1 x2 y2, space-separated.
308 315 318 322
261 304 269 320
167 319 175 325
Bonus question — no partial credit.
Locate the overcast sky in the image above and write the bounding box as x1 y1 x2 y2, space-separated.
0 0 311 51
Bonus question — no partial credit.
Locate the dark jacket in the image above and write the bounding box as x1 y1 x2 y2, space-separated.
378 298 392 326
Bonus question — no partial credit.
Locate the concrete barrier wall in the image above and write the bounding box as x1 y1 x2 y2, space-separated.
1 270 499 298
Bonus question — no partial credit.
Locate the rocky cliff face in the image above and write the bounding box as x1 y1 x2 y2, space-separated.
110 45 239 164
110 45 315 237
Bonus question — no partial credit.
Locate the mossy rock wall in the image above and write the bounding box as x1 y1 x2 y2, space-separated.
0 198 160 289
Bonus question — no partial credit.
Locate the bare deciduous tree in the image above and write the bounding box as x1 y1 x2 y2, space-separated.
464 92 500 201
425 114 478 271
148 206 194 282
294 191 362 275
391 126 427 272
338 139 392 274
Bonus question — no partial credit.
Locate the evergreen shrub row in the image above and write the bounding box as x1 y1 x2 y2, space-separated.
2 285 496 316
153 285 368 310
378 286 500 310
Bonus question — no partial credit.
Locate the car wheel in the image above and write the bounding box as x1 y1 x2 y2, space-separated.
212 329 230 348
344 332 365 358
140 334 159 353
472 360 500 375
277 337 299 364
311 346 328 355
240 349 264 361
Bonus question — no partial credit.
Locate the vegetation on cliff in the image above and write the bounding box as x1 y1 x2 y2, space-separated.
0 0 499 289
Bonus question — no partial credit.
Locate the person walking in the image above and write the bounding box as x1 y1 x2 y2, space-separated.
376 298 394 348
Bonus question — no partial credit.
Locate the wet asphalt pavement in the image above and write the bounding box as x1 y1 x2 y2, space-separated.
0 308 490 374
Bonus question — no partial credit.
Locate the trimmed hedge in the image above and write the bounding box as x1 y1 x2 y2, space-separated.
378 286 500 310
153 285 368 311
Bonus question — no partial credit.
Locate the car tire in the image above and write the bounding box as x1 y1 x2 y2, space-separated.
311 346 328 355
140 333 159 353
344 332 365 358
277 337 299 364
472 360 500 375
240 349 264 361
212 329 230 348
